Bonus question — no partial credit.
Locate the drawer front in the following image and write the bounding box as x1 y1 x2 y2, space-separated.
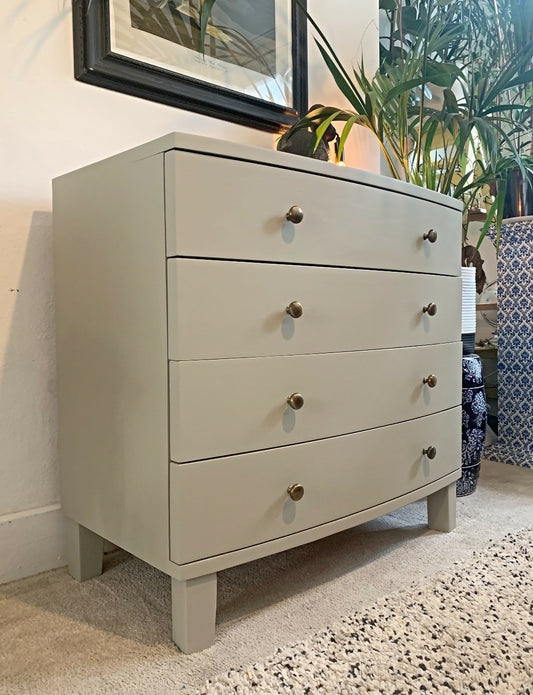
170 407 461 564
169 342 461 462
168 259 461 360
165 151 461 275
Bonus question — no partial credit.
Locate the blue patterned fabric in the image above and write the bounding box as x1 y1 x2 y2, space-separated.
458 354 487 496
484 217 533 468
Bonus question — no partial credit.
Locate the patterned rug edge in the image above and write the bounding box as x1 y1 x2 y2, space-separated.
197 528 533 695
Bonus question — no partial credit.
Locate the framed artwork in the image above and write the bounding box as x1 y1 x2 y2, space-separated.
72 0 308 132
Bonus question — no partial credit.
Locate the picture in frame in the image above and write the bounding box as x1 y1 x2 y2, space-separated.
73 0 308 132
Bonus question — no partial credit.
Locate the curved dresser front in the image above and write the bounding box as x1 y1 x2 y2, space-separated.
53 133 462 653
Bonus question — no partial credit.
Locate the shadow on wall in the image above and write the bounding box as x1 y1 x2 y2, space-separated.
5 2 71 77
0 210 59 516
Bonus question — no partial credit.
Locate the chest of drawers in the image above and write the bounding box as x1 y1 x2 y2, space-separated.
53 133 462 653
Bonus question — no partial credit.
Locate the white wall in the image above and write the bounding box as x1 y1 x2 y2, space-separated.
0 0 378 583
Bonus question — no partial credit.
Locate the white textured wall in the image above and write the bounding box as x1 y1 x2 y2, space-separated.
0 0 378 582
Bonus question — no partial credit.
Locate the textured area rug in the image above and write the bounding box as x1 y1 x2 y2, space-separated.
198 529 533 694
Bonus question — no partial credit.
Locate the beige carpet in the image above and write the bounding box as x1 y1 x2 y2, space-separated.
1 460 532 694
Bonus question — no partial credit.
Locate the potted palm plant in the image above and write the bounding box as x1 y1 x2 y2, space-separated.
488 0 533 218
286 0 533 249
472 1 533 469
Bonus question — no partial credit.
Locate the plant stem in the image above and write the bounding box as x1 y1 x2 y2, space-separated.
415 0 433 176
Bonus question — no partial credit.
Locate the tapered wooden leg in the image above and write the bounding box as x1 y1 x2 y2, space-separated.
171 573 217 653
427 482 456 532
65 517 104 581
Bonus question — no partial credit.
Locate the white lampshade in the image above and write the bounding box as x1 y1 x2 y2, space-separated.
461 266 477 334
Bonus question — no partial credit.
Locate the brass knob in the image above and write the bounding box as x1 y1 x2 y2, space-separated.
287 483 304 501
423 374 438 388
287 393 304 410
423 229 438 243
423 446 437 459
286 205 304 224
423 302 438 316
286 301 303 318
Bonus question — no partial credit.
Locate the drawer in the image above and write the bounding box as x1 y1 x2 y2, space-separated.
167 259 461 360
169 342 461 462
170 407 461 564
165 151 461 275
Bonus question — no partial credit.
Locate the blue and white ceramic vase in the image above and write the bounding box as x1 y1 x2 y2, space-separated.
457 354 487 497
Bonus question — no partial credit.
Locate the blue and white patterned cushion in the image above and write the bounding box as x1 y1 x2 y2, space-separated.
484 217 533 468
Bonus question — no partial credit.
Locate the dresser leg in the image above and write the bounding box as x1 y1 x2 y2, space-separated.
171 573 217 653
427 482 456 532
65 518 104 581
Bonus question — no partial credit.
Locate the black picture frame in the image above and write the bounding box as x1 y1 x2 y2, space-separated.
72 0 308 133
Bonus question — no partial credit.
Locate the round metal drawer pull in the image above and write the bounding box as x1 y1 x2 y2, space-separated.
287 393 304 410
287 483 305 501
423 229 438 243
286 205 304 224
423 374 438 388
423 446 437 459
423 302 438 316
286 301 303 318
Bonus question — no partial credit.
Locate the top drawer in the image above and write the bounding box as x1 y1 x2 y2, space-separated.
164 151 461 275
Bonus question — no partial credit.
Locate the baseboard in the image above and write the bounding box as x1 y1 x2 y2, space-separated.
0 504 66 584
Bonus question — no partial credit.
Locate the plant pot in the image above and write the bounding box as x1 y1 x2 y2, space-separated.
503 167 533 219
457 354 487 497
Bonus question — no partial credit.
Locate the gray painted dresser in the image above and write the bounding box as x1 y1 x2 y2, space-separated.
53 133 463 652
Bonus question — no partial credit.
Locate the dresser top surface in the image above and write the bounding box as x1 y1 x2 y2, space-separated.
55 132 462 213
